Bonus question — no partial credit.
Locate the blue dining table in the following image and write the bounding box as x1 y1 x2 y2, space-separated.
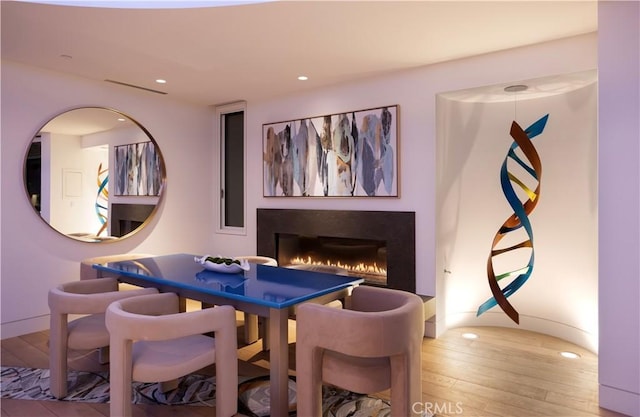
93 253 363 417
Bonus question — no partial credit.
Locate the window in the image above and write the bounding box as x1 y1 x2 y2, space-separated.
216 102 246 234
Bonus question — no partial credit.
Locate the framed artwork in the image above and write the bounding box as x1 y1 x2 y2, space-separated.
114 142 162 196
263 105 399 197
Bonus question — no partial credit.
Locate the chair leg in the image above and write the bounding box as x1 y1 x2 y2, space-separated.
49 313 68 398
243 313 259 344
214 325 238 417
295 345 324 417
260 317 270 351
109 339 134 417
390 353 423 417
98 346 109 364
160 379 179 393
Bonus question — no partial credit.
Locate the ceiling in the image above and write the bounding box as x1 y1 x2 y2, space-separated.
2 0 597 109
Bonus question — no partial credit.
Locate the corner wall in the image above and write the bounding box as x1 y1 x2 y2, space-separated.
597 2 640 415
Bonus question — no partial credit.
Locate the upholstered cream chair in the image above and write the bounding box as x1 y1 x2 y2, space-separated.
233 255 277 267
255 262 346 351
80 253 155 280
286 263 346 311
47 278 158 398
105 292 238 417
296 285 425 417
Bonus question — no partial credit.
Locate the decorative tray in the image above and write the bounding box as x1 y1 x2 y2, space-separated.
194 255 250 274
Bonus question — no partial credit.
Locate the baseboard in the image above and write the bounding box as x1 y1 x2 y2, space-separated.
1 315 49 340
599 384 640 416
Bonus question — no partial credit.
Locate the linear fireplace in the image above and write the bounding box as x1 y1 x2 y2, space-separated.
110 203 155 237
257 209 415 293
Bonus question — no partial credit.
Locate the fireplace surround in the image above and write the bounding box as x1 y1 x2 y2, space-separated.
110 203 155 237
257 208 416 293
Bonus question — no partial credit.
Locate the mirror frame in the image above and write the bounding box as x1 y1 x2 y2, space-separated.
23 106 167 243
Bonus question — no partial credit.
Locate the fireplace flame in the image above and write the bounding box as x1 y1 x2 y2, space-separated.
289 256 387 277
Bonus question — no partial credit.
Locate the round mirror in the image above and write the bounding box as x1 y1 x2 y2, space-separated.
24 107 166 242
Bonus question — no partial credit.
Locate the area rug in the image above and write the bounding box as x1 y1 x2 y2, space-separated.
0 366 392 417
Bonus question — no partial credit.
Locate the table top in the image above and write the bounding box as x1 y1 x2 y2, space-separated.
93 253 363 309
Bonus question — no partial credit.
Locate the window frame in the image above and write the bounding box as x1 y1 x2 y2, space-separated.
215 101 246 235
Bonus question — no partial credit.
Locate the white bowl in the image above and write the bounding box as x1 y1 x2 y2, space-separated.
194 255 250 274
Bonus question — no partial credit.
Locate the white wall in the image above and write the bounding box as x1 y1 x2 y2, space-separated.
207 33 598 339
437 75 598 352
598 2 640 415
1 62 216 337
48 133 92 235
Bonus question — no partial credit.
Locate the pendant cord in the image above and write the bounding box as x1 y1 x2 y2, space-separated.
504 84 528 122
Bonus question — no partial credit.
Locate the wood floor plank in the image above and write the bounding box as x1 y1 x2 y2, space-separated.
40 400 106 417
422 343 596 388
1 398 58 417
422 351 597 404
1 337 49 370
1 325 628 417
0 349 28 368
420 385 496 416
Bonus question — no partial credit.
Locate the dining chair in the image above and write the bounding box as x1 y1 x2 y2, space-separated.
47 278 158 398
234 255 278 345
80 253 155 280
233 255 278 267
295 285 425 417
285 263 345 310
285 263 346 311
105 292 238 417
255 262 346 352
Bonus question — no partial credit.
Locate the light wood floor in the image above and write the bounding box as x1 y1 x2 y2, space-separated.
1 321 627 417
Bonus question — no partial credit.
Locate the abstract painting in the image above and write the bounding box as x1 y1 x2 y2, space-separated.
114 142 162 196
477 114 549 324
263 105 398 197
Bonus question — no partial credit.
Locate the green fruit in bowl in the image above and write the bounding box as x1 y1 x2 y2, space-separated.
205 256 240 266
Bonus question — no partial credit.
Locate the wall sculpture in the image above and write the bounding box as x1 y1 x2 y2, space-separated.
477 114 549 324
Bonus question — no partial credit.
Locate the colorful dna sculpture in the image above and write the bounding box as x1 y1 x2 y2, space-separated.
477 114 549 324
95 163 109 237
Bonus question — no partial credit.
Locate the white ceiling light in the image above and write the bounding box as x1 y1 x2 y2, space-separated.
297 75 308 81
155 79 167 84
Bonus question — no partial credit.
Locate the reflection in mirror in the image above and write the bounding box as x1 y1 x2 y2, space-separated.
24 107 166 242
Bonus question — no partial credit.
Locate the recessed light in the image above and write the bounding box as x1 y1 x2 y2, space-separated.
504 84 528 93
297 75 308 81
462 332 478 340
560 351 580 359
117 118 126 122
155 79 167 84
